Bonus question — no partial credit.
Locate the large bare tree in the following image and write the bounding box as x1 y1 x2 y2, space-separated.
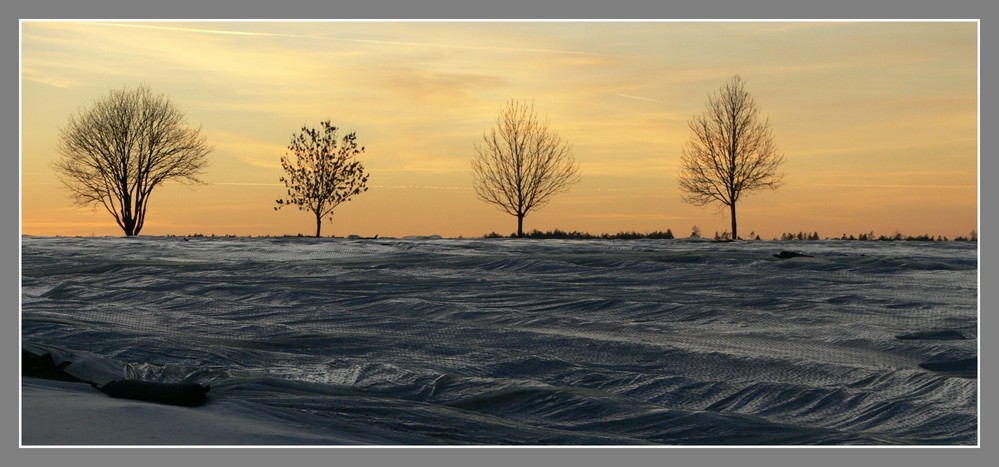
472 99 580 237
53 85 212 236
677 75 785 240
275 120 369 237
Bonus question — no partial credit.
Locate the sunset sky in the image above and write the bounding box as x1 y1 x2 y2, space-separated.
19 20 979 239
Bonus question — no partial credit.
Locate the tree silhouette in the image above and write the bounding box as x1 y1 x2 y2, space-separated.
677 75 785 240
472 99 580 237
275 120 369 237
53 85 212 236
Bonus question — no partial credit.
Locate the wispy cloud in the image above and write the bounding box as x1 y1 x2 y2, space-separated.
807 183 976 189
371 185 472 190
341 37 608 57
614 93 667 104
84 21 608 58
213 182 283 187
87 22 314 39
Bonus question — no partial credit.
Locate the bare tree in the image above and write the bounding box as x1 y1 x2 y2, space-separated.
677 75 785 240
472 99 580 237
275 120 369 237
53 85 212 236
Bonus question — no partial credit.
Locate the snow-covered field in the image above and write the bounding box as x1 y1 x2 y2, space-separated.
20 236 978 445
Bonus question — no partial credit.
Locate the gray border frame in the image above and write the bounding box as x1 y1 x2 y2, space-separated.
6 1 990 466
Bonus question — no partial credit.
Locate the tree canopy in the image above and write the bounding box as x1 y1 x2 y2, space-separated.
471 99 580 237
677 75 785 240
275 120 369 237
53 85 212 236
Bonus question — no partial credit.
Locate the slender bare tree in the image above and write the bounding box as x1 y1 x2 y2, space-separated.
53 85 213 236
275 120 369 237
677 75 785 240
472 99 580 237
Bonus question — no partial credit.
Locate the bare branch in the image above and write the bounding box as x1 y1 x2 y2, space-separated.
471 99 580 237
52 85 212 236
677 75 785 240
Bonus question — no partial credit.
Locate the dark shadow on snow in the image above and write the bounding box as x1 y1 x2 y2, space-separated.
918 357 977 379
23 348 211 407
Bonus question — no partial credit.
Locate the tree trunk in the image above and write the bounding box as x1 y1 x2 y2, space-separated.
315 213 322 238
517 214 524 238
730 203 738 241
123 217 137 236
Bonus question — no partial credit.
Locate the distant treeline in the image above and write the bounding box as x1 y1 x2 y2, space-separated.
166 229 977 242
483 228 978 242
484 229 677 240
775 230 977 242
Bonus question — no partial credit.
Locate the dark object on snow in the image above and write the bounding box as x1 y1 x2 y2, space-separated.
22 349 87 383
918 357 977 379
896 330 967 341
774 251 813 259
92 380 211 407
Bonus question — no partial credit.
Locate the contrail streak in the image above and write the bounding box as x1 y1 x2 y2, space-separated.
89 22 313 39
85 21 607 57
614 93 667 104
810 183 976 189
343 37 607 56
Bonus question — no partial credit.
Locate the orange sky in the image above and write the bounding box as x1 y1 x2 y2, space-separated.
20 20 979 239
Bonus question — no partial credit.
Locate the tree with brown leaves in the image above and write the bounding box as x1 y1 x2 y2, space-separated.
275 120 369 237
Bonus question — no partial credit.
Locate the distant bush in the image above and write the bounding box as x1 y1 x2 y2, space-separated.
484 229 678 240
778 231 821 241
714 231 733 241
483 228 975 242
769 230 977 242
651 229 675 240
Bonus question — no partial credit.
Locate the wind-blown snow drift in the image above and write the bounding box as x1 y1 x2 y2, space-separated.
21 236 978 445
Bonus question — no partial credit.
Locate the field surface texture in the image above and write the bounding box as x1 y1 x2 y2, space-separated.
21 236 978 445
